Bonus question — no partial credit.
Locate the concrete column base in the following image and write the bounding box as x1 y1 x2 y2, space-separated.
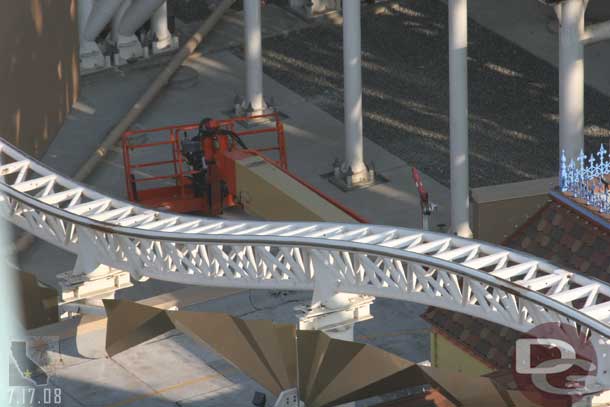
80 41 108 71
330 162 377 191
234 99 275 117
289 0 341 18
113 35 143 65
152 35 179 55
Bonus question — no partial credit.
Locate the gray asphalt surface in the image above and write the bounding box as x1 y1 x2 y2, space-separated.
256 0 610 187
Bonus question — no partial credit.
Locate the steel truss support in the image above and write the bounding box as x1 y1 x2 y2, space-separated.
59 226 131 314
297 250 374 341
296 251 373 407
1 138 610 390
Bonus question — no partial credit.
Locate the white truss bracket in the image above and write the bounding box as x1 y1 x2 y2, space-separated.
57 225 133 303
296 255 372 339
297 251 374 340
297 293 374 341
58 267 132 304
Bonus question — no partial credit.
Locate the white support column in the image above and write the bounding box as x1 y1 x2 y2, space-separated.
78 0 105 71
559 0 586 162
342 0 366 179
112 0 143 65
152 1 178 54
243 0 267 114
448 0 473 238
112 0 130 46
331 0 375 190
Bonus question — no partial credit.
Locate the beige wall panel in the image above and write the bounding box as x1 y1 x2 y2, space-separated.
471 177 557 244
431 332 492 377
235 156 358 223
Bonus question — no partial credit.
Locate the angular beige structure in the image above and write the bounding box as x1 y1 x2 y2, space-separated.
104 300 541 407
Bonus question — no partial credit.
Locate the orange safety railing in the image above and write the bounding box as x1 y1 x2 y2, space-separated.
121 113 287 210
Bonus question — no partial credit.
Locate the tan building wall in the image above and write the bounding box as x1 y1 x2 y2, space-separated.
0 0 79 157
430 331 492 376
471 177 557 244
235 155 360 222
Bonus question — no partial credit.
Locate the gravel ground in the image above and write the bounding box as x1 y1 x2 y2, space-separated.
256 0 610 187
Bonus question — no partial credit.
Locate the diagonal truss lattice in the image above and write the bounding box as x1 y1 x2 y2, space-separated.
1 137 610 369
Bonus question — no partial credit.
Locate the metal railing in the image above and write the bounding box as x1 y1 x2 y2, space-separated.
561 145 610 214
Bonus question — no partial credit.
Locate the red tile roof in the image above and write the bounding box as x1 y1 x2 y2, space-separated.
423 191 610 369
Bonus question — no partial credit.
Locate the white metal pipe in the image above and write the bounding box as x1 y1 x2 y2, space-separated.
112 0 132 43
448 0 472 238
119 0 165 36
83 0 124 42
244 0 265 112
342 0 366 176
559 0 586 162
582 19 610 45
78 0 95 41
152 1 172 46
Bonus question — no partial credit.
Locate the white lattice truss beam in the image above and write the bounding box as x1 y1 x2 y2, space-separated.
1 138 610 388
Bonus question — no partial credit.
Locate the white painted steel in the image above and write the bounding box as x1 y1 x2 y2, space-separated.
2 138 610 388
1 139 610 344
78 0 108 70
582 19 610 45
244 0 265 113
559 0 586 162
152 1 172 49
84 0 125 42
342 0 366 176
448 0 472 238
119 0 165 36
112 0 132 43
78 0 95 43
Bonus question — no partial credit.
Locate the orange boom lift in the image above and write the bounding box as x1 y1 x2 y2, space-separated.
121 113 287 216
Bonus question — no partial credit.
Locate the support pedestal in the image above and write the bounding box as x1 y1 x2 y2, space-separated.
152 35 179 55
296 293 374 341
113 35 143 65
80 42 107 71
329 162 377 191
58 265 132 304
234 99 274 117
